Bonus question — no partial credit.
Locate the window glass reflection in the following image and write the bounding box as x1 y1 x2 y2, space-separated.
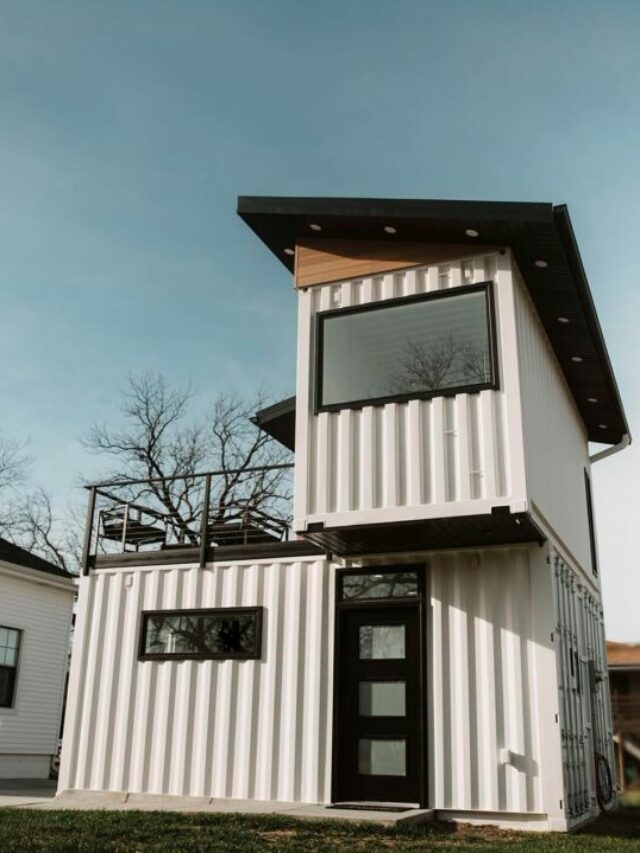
342 572 418 601
321 289 492 408
358 739 407 776
359 625 405 660
359 681 406 717
142 609 261 659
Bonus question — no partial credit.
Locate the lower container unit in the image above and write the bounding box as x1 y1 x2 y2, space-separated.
58 542 607 831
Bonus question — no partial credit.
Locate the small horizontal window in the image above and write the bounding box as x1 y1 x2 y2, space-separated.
317 283 497 411
0 626 21 709
139 608 263 661
341 571 419 601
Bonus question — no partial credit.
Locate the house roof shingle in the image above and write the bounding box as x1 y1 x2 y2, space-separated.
0 537 74 580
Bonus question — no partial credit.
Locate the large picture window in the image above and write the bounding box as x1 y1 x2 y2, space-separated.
0 626 21 708
139 607 263 661
317 283 497 411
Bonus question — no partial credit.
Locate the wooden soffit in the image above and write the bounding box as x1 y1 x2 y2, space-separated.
294 238 496 288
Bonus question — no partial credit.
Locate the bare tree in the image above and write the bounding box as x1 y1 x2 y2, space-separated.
0 435 30 493
11 489 82 574
84 373 292 547
388 336 489 394
0 434 79 572
0 434 31 539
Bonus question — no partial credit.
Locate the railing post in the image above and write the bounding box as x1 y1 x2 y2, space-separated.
81 487 97 577
199 474 212 569
121 503 130 553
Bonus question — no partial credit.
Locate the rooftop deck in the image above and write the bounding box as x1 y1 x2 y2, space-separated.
81 464 322 571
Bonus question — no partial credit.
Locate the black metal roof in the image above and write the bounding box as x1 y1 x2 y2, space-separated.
252 396 296 452
238 196 629 445
0 537 74 579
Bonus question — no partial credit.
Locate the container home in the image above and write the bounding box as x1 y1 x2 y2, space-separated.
59 198 629 831
0 537 75 778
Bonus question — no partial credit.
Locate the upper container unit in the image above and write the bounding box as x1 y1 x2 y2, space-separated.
240 198 629 561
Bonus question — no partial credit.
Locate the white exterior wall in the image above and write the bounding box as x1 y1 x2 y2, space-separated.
514 269 594 577
353 544 563 823
61 548 565 826
294 252 528 532
0 563 75 776
426 545 562 820
59 557 335 802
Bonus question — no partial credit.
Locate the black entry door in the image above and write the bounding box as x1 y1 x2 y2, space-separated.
335 603 424 805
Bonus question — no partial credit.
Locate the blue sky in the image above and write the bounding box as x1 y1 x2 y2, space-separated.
1 1 639 637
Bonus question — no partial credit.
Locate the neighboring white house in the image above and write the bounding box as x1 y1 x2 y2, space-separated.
0 537 75 778
59 198 629 831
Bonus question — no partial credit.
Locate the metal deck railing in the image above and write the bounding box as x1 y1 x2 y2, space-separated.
81 463 294 574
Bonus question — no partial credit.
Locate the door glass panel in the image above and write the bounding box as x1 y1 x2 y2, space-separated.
359 681 406 717
358 739 407 776
342 572 419 601
359 625 405 660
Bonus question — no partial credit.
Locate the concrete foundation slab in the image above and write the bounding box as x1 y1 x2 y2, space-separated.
14 789 434 825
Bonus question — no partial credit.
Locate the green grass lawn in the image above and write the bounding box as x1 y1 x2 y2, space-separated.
0 806 639 852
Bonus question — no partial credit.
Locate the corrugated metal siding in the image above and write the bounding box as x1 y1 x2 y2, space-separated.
61 549 563 819
59 558 334 802
514 270 593 575
551 548 614 820
0 569 74 755
428 546 557 814
295 253 527 530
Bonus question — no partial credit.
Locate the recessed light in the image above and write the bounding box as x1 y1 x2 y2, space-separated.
571 356 583 363
587 397 598 403
535 260 548 269
465 228 479 237
599 424 608 430
284 248 295 256
557 317 570 324
384 225 397 234
309 223 322 232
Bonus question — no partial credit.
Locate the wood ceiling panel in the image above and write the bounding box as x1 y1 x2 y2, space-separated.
295 238 497 288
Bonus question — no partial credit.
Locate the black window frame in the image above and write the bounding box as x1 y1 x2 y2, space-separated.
0 625 22 710
315 281 500 414
338 567 422 603
584 468 598 577
138 607 264 661
337 565 427 604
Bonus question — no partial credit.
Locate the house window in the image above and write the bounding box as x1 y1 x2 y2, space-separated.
317 282 498 411
584 469 598 576
139 607 263 661
340 570 419 601
0 626 21 708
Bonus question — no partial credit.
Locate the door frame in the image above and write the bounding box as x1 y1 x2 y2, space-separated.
331 564 428 807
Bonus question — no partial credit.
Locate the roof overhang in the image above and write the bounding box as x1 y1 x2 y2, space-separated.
252 396 296 452
303 507 545 557
238 196 629 446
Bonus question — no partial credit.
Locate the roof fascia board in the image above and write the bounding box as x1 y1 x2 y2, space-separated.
0 560 77 591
